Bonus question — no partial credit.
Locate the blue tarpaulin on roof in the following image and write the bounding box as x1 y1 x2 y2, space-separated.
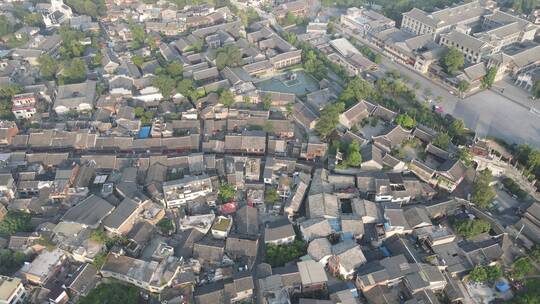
496 281 510 292
346 282 359 297
380 246 391 257
138 126 151 138
342 232 353 240
328 219 341 232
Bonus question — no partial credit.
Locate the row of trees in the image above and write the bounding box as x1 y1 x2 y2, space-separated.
472 169 496 209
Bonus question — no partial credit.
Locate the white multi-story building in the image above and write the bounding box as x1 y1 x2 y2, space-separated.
162 175 214 208
0 276 26 304
41 0 73 28
340 7 395 37
11 93 37 120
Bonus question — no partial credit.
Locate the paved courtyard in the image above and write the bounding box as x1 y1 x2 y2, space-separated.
376 55 540 148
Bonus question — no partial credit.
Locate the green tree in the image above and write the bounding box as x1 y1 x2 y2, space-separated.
513 279 540 304
60 58 87 84
265 188 279 204
448 119 466 138
165 61 184 79
532 80 540 99
441 47 464 75
528 150 540 171
129 22 145 50
469 265 501 282
432 133 451 150
215 45 243 70
458 80 470 94
262 93 272 110
315 102 345 138
65 0 106 18
190 38 204 52
265 240 307 267
452 218 491 239
303 50 327 80
58 26 86 59
512 257 533 280
0 85 22 99
339 77 374 108
0 16 14 37
0 249 29 276
131 55 144 67
457 147 473 166
38 55 60 80
481 67 497 89
0 212 32 237
92 252 107 269
219 183 236 202
79 283 140 304
24 13 43 27
157 218 174 234
90 229 109 244
219 90 235 107
374 53 382 64
472 169 496 209
346 141 362 167
238 8 260 26
177 79 198 101
395 114 416 129
153 75 176 98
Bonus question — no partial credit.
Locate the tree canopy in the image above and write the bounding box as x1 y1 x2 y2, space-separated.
513 279 540 304
0 249 29 276
0 212 32 237
219 90 235 107
59 58 87 84
441 47 464 75
452 218 491 239
157 218 174 234
511 257 534 280
0 16 14 37
79 283 140 304
265 188 279 204
533 80 540 99
472 169 496 208
219 183 236 202
303 50 327 80
432 133 451 150
152 76 176 98
65 0 106 18
59 26 86 59
215 45 243 70
345 141 362 167
481 67 497 89
339 77 374 108
468 264 502 282
265 240 306 267
395 114 416 129
315 102 344 138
